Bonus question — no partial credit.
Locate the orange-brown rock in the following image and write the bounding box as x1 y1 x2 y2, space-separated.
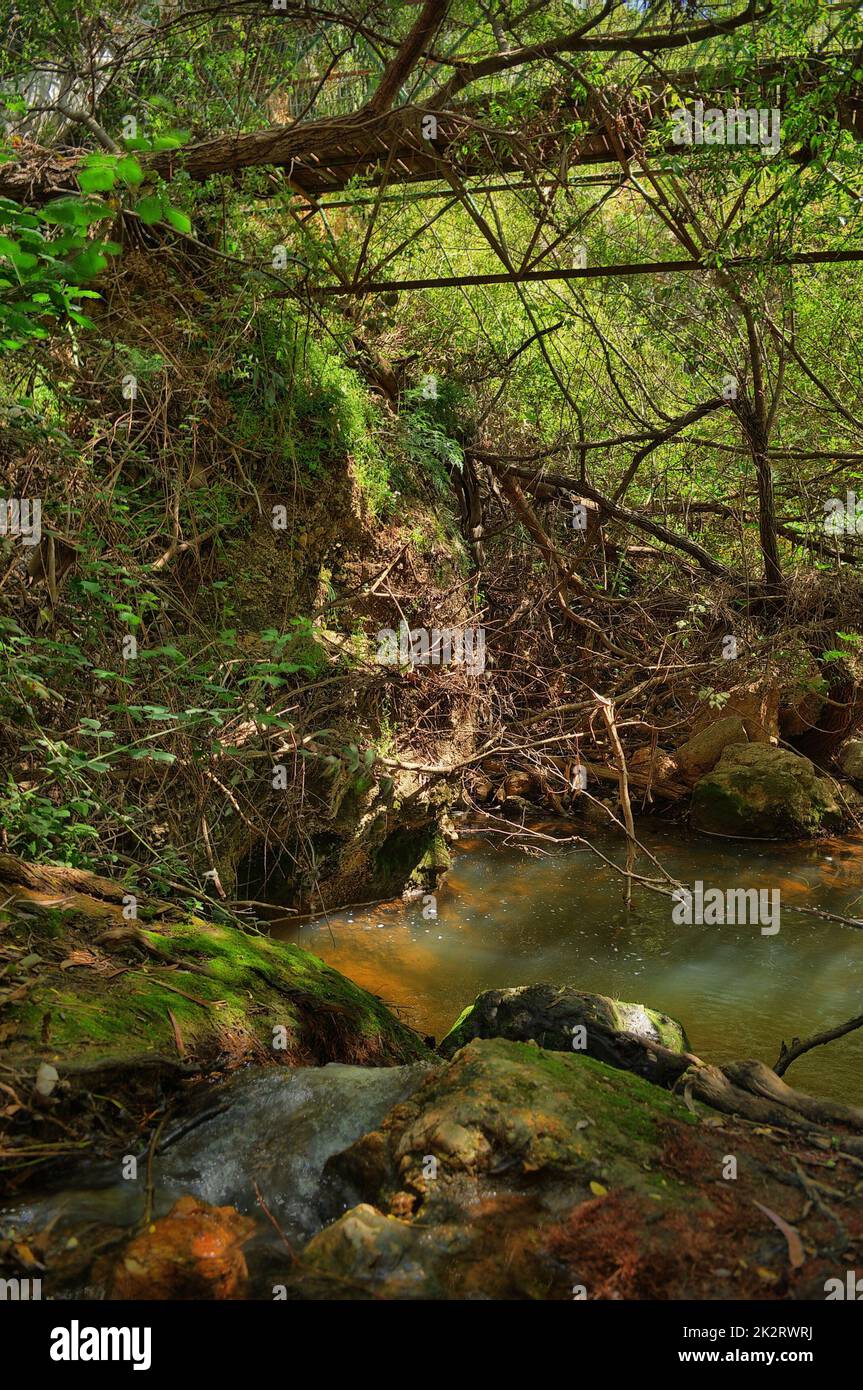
111 1196 255 1300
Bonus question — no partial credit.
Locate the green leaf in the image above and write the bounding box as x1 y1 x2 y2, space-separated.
136 195 164 225
39 197 108 228
116 156 144 187
78 165 116 193
0 235 38 270
152 132 188 150
164 206 192 235
67 246 109 277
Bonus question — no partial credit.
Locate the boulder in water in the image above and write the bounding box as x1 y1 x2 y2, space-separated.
690 742 844 838
437 982 689 1063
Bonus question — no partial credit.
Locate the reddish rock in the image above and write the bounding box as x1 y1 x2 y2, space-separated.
112 1195 255 1300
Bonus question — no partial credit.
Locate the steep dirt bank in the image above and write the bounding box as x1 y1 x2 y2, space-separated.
0 244 485 917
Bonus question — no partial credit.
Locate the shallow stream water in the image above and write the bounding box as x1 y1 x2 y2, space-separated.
281 822 863 1105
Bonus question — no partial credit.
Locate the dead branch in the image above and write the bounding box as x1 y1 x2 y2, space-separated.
774 1013 863 1077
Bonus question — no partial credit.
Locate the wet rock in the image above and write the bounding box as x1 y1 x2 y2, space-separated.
674 716 748 783
498 794 535 818
437 982 688 1061
294 1038 705 1299
288 1038 860 1301
582 795 619 827
691 743 844 838
111 1196 255 1300
468 775 493 803
149 1061 432 1242
297 1203 443 1298
499 770 541 800
838 736 863 785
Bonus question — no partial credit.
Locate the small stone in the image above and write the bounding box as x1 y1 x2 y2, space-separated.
35 1063 59 1097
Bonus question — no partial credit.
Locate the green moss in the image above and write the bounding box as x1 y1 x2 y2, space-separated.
608 999 689 1052
372 823 451 897
691 744 845 838
439 1003 474 1051
337 1038 699 1212
7 903 429 1072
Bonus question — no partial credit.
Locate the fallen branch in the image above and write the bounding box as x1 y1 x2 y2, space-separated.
599 698 637 909
774 1012 863 1077
490 462 736 579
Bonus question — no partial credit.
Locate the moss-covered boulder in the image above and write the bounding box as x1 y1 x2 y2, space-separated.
291 1038 702 1297
839 736 863 786
0 853 429 1177
438 982 688 1061
286 1038 863 1300
690 743 845 838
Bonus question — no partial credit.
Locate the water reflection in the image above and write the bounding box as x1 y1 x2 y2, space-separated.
275 825 863 1104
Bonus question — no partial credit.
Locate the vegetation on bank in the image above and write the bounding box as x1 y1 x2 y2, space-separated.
4 3 863 1305
4 1 863 915
0 852 428 1175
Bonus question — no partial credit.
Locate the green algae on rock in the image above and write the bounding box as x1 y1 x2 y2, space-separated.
0 852 430 1179
690 743 845 838
437 982 689 1061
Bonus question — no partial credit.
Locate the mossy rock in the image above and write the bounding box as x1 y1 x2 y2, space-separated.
330 1037 698 1194
0 867 429 1081
291 1039 859 1299
438 983 689 1060
291 1038 703 1298
839 736 863 786
371 821 452 899
690 743 845 839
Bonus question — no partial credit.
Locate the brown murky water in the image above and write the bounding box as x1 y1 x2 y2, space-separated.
275 823 863 1105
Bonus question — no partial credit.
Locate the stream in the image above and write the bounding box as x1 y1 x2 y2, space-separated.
281 822 863 1106
5 822 863 1291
